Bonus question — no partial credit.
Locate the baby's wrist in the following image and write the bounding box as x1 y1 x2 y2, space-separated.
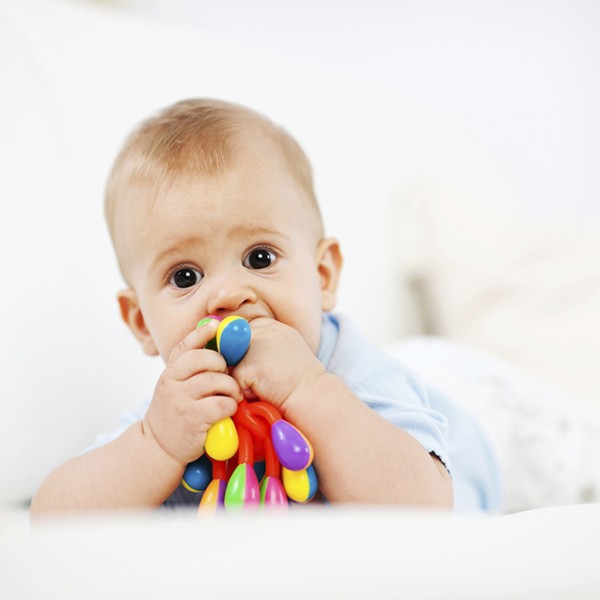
281 369 338 424
140 417 189 470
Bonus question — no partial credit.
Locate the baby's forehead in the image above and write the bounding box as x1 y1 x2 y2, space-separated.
113 126 321 239
120 151 316 226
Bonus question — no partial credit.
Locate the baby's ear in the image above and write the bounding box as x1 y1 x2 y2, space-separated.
317 238 343 312
117 289 159 356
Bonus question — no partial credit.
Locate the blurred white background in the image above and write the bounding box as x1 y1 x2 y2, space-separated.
1 0 598 504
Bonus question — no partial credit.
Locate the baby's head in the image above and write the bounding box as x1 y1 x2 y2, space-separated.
106 99 322 276
105 99 342 360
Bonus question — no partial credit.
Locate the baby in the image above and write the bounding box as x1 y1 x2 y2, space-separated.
31 99 501 514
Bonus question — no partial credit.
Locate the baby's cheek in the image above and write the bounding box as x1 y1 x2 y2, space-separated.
292 316 322 355
159 333 184 362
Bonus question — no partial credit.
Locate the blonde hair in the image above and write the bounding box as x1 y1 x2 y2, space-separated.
105 98 321 245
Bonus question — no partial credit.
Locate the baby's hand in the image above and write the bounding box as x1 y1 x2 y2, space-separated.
231 317 325 415
143 322 243 465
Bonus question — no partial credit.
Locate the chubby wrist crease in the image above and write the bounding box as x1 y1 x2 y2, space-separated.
140 419 186 468
281 368 331 419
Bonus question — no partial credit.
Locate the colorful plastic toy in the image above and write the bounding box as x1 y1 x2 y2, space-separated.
182 315 318 515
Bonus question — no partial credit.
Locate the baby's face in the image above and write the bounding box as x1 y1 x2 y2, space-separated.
117 140 337 361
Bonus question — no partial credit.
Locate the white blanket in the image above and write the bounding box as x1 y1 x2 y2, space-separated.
385 337 600 513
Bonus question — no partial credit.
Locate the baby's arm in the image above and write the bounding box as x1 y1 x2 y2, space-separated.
31 322 243 516
285 374 452 506
233 318 452 507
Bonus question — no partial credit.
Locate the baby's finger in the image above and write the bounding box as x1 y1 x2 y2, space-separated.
185 371 244 403
193 395 240 428
167 319 219 366
168 349 228 382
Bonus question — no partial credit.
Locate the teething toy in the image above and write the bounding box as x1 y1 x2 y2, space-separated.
182 315 318 514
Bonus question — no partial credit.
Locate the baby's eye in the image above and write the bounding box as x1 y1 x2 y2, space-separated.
169 267 203 289
244 247 277 270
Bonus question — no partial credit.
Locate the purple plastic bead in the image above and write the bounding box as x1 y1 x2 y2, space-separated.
271 420 313 471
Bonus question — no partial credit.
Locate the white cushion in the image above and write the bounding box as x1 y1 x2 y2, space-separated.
389 179 600 399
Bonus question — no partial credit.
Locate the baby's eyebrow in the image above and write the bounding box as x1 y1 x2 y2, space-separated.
148 236 203 273
229 225 282 238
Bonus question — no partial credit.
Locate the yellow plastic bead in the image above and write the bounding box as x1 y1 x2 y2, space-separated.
282 467 310 503
205 416 239 461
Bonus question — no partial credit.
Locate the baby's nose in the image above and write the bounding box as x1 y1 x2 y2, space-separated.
205 272 257 316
